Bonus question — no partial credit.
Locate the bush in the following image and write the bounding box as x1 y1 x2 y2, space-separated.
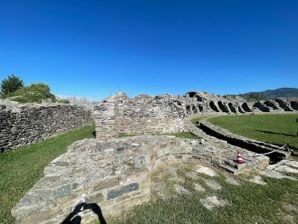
9 83 56 103
57 99 70 104
0 74 24 98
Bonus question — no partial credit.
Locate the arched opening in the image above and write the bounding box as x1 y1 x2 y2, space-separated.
290 101 298 110
186 105 191 114
209 101 220 112
242 103 251 112
228 103 236 113
253 102 270 112
198 104 203 112
275 99 292 111
196 95 203 102
218 101 229 113
264 101 278 110
187 92 197 98
238 106 244 113
192 105 198 113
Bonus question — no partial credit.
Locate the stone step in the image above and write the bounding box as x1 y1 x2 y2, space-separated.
219 164 238 174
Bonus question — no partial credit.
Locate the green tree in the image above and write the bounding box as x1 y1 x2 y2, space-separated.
10 83 56 103
0 74 24 98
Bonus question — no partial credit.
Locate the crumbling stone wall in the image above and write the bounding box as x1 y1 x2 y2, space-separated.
183 91 248 115
94 92 298 140
12 135 269 224
93 93 187 139
0 101 93 152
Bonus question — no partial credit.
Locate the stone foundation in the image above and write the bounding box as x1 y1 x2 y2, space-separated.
198 121 290 161
11 135 269 223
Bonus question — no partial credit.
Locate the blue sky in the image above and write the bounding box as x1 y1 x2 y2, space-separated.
0 0 297 99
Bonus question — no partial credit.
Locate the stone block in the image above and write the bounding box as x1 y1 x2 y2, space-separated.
93 178 119 191
107 183 139 200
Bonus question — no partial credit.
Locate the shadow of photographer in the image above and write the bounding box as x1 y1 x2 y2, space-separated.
61 202 107 224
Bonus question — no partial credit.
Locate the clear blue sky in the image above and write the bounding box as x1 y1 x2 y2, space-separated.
0 0 297 99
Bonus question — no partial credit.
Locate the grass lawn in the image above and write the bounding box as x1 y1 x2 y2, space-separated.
0 125 95 224
110 164 298 224
207 113 298 149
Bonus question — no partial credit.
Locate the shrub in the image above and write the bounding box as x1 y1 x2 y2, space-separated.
57 99 70 104
0 74 24 98
9 83 56 103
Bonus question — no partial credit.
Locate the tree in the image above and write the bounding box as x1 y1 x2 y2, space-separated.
0 74 24 98
9 83 56 103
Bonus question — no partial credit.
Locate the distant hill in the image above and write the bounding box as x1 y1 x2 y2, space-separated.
239 88 298 101
223 88 298 101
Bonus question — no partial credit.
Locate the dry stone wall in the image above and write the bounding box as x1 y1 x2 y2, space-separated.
0 100 93 152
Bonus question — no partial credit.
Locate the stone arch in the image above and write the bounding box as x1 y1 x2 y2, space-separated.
253 102 270 112
264 101 278 110
187 92 197 98
238 106 244 113
209 101 220 112
228 103 236 113
192 105 198 113
290 101 298 110
196 95 203 102
217 101 229 113
241 103 251 112
186 105 191 114
197 104 203 112
174 101 182 106
275 99 292 111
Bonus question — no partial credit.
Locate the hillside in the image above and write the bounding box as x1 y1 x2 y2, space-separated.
238 87 298 101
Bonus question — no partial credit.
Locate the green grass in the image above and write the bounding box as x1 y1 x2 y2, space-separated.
0 125 95 224
110 167 298 224
207 114 298 149
191 115 211 124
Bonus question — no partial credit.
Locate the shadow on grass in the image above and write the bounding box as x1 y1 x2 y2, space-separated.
255 129 297 137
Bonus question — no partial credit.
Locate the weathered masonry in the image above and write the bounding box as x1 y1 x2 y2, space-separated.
93 93 187 140
94 92 298 139
11 91 298 224
12 135 269 224
0 101 93 152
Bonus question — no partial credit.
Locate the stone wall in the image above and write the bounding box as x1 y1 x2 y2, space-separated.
93 93 187 139
0 101 93 152
12 135 269 224
94 92 298 140
198 121 290 162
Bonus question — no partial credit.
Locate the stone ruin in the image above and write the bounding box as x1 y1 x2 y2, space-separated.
11 91 298 223
0 100 93 152
94 91 298 139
